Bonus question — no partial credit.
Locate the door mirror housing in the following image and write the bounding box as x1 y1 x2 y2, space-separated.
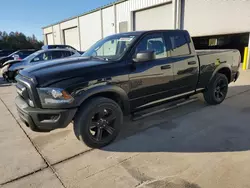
133 51 155 63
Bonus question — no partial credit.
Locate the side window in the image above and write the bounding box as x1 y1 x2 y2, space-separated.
31 52 52 63
135 33 168 59
51 51 64 59
61 51 72 57
168 33 190 57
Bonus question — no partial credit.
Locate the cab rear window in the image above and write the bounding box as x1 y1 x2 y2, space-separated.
168 33 191 57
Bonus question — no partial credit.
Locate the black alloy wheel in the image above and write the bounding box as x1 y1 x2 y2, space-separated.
74 97 123 148
89 107 117 142
203 73 228 105
214 78 227 101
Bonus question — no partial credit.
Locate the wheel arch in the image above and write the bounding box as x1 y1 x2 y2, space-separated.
75 85 130 115
210 64 232 83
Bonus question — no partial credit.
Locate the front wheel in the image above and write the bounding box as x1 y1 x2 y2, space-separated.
203 73 228 105
74 97 123 148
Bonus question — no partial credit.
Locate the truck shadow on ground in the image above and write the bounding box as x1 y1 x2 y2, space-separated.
102 85 250 153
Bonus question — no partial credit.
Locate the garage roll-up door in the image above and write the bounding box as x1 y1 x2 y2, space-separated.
184 0 250 36
134 4 173 31
63 27 80 50
46 33 53 45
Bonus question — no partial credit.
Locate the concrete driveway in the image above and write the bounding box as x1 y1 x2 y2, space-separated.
0 70 250 188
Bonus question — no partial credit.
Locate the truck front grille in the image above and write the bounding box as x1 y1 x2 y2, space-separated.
15 74 38 107
16 83 29 100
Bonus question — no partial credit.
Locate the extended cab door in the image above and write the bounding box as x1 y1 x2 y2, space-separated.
128 32 175 110
165 31 199 94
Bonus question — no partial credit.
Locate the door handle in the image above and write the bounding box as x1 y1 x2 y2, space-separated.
188 61 197 65
161 65 171 70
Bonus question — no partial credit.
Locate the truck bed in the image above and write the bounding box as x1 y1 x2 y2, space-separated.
197 49 241 70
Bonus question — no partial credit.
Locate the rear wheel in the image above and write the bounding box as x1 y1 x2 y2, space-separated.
203 73 228 105
74 97 123 148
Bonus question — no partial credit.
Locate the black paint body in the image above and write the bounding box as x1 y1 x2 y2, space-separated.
15 30 240 132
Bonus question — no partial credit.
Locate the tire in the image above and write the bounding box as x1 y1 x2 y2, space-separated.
74 97 123 148
12 70 19 83
203 73 228 105
5 71 17 83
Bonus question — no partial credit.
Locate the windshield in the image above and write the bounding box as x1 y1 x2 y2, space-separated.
82 34 138 60
23 50 42 61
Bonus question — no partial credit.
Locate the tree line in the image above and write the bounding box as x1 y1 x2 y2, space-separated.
0 31 44 50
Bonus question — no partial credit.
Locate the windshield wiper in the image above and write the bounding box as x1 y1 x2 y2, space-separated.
90 56 109 61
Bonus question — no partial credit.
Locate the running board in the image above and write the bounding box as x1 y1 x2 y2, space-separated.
132 97 198 121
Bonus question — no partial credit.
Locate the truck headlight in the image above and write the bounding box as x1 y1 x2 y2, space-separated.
37 88 74 104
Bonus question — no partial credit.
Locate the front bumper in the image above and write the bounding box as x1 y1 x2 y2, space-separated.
15 96 77 132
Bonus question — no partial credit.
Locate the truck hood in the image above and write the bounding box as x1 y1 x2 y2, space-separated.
20 56 108 87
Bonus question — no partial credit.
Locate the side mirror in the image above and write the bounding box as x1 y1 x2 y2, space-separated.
133 51 155 63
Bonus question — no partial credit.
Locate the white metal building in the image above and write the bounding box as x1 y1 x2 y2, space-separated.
43 0 250 68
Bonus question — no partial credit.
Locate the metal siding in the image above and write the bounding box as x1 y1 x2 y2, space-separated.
63 27 80 50
52 24 61 44
43 0 174 48
79 11 102 51
60 18 78 30
184 0 250 36
134 4 173 30
116 0 172 32
46 33 54 45
43 27 53 34
102 6 116 37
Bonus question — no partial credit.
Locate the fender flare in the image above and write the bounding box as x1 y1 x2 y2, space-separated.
74 84 130 115
209 63 232 83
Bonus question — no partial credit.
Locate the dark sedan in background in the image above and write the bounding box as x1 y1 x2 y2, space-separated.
0 50 15 58
0 49 36 67
1 48 80 82
42 45 85 54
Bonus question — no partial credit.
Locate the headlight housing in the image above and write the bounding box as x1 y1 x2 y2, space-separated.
37 88 74 105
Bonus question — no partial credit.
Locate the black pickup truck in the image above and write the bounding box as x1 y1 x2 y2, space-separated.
15 30 240 148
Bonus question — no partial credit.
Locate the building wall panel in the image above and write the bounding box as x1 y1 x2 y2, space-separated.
43 27 53 34
102 6 116 37
46 33 54 45
116 0 172 32
63 27 80 50
43 0 173 47
184 0 250 36
52 24 61 44
79 10 102 51
60 18 78 30
134 3 173 30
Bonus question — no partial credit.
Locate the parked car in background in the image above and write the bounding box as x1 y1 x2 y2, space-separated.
2 48 80 82
0 50 15 58
0 49 36 67
15 30 240 148
42 45 85 54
